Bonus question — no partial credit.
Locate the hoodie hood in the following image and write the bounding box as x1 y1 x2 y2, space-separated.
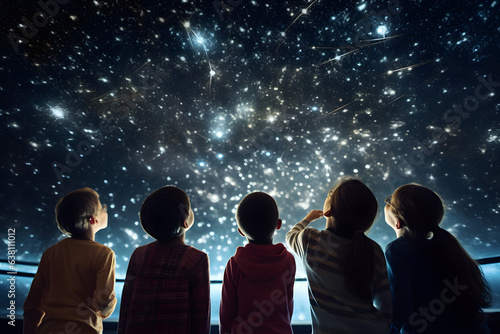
234 243 292 282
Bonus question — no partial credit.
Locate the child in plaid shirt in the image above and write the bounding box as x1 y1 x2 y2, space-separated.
118 186 210 334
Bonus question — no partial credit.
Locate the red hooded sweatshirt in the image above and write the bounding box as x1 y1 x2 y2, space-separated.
219 243 296 334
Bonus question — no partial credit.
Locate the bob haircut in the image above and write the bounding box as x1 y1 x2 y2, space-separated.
140 186 190 242
236 192 279 244
55 187 100 238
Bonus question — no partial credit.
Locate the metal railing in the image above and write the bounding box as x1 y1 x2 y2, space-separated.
2 256 500 283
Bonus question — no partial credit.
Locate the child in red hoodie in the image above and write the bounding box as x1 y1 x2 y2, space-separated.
219 192 296 334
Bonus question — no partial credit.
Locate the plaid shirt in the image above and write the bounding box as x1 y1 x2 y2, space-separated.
118 241 210 334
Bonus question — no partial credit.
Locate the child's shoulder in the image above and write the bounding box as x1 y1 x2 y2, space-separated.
365 236 386 259
152 242 209 261
177 246 209 273
275 242 294 254
188 247 210 269
385 237 419 261
41 238 114 265
48 238 112 251
184 245 209 258
281 244 296 265
385 236 410 252
84 238 115 253
365 235 384 250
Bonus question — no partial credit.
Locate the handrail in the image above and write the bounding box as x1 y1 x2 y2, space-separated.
2 256 500 283
477 256 500 265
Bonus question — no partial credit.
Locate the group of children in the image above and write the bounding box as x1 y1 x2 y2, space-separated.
24 178 492 334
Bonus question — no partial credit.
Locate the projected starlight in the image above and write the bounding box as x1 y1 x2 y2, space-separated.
1 0 499 323
48 105 65 119
377 25 388 35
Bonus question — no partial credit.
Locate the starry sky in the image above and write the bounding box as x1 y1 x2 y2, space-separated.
1 0 499 291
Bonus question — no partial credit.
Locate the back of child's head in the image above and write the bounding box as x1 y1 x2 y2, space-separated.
237 192 279 243
324 178 378 301
140 186 190 242
55 187 100 238
389 183 492 319
391 183 444 238
327 177 378 236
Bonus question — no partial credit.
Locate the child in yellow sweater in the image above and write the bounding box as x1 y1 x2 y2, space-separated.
24 187 117 334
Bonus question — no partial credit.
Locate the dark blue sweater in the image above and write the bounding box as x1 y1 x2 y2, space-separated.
385 237 490 334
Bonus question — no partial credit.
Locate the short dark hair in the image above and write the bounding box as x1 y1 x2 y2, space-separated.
140 186 190 242
55 187 99 238
236 192 279 243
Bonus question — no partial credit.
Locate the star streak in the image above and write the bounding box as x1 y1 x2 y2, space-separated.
386 58 436 75
382 70 447 108
276 0 319 51
322 100 359 117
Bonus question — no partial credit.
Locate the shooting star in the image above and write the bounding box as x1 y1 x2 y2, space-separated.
383 69 447 108
386 58 436 75
323 99 358 117
276 0 319 51
284 0 319 33
318 49 359 66
314 35 403 66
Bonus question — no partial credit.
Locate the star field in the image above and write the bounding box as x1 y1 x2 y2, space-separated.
0 1 499 313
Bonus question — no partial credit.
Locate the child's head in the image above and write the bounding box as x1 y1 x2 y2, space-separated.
386 184 492 318
55 187 107 238
236 192 281 244
323 178 377 237
140 186 194 243
386 183 444 237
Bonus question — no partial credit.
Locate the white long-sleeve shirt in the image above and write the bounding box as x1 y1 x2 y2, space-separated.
286 219 392 334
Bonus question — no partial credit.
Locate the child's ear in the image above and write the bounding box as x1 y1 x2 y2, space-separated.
237 228 245 237
182 219 189 229
89 217 96 225
324 210 331 217
276 219 282 231
396 220 401 229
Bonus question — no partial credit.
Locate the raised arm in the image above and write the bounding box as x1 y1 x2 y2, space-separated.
286 210 323 257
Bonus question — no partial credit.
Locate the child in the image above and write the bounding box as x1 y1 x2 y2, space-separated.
118 186 210 334
23 187 117 334
384 183 491 334
219 192 296 334
286 178 392 334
